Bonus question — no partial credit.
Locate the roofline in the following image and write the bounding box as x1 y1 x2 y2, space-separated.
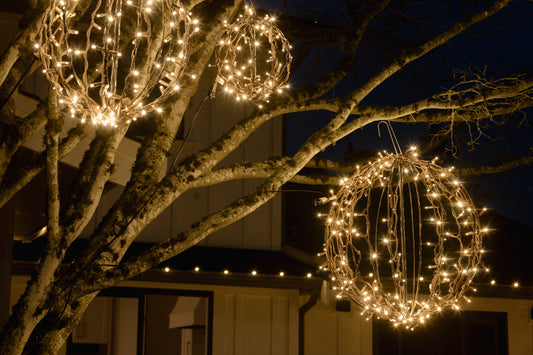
12 261 323 292
12 261 532 299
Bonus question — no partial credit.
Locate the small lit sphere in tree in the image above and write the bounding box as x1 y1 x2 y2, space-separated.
215 4 292 104
322 148 485 329
36 0 195 127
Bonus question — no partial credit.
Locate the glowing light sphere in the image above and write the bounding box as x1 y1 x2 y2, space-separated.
36 0 195 127
215 4 292 104
322 149 485 329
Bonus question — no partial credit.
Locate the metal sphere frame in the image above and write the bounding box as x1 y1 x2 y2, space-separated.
215 4 292 104
323 149 485 329
36 0 194 127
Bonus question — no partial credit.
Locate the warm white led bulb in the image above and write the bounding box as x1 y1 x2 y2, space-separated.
214 3 292 104
36 0 194 126
323 152 484 329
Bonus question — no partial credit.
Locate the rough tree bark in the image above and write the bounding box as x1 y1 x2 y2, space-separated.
0 0 531 353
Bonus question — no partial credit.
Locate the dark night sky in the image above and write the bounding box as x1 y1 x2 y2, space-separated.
257 0 533 228
0 1 531 227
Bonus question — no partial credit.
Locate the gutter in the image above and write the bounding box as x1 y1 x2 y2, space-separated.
298 287 321 355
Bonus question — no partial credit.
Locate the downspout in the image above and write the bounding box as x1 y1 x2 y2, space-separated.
298 287 321 355
281 245 326 355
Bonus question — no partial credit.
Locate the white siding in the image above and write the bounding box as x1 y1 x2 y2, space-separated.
4 2 284 250
170 73 284 250
67 69 284 251
304 300 373 355
10 277 533 355
117 280 299 355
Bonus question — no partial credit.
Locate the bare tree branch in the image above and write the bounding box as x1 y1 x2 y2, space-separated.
67 0 518 292
79 71 374 289
62 127 128 243
186 159 340 187
0 57 39 125
1 0 530 352
0 0 94 89
350 0 513 103
0 12 44 89
0 103 48 184
0 123 90 208
69 0 246 272
284 0 392 102
45 87 60 243
358 77 533 118
455 155 533 176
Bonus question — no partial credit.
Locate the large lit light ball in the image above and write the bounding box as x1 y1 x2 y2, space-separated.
36 0 195 126
323 149 486 329
215 5 292 104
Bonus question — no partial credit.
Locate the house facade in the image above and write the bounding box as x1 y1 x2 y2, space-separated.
1 7 532 355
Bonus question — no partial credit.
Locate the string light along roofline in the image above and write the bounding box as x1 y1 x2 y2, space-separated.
154 263 527 297
155 265 527 293
36 0 197 127
319 147 487 330
215 3 292 106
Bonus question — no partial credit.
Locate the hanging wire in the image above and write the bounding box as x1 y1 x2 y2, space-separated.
170 92 212 167
377 121 402 154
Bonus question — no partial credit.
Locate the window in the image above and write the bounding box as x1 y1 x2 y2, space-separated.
67 288 213 355
373 311 508 355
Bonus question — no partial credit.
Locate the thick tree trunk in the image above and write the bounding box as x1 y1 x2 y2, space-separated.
0 0 527 353
21 294 96 355
0 253 62 355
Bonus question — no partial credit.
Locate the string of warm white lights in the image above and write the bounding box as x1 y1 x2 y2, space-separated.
161 266 314 278
215 3 292 105
319 147 487 330
156 266 526 291
36 0 197 127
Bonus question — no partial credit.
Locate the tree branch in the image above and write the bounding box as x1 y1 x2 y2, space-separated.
68 0 245 272
0 123 90 208
61 126 128 243
207 152 533 183
78 58 375 289
239 72 532 125
357 77 533 120
349 0 513 103
45 88 60 243
284 0 392 103
455 155 533 176
0 12 43 89
186 159 340 187
0 0 93 89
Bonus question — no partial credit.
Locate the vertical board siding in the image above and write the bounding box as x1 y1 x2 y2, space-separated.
173 80 283 250
304 301 374 355
224 293 236 355
337 310 360 355
217 292 298 355
235 295 272 355
288 296 299 354
305 302 338 355
77 73 284 250
272 296 290 355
